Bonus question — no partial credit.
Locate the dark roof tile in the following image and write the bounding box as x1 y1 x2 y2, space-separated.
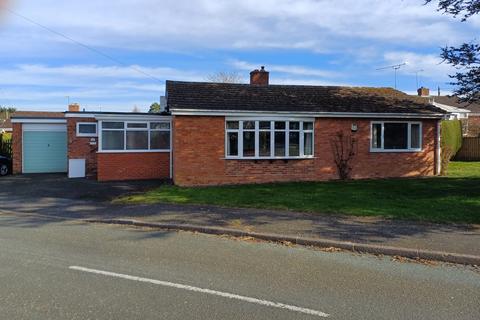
166 81 446 115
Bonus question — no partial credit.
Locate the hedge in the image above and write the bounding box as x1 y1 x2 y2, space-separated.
441 120 463 157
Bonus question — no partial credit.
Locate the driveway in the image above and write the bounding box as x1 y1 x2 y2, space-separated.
0 174 162 220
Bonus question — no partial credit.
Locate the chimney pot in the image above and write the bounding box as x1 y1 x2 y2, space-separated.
250 66 269 85
68 103 80 112
417 87 430 97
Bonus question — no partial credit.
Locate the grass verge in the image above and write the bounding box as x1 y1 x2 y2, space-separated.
116 162 480 224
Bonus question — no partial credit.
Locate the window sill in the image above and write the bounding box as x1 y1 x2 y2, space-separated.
97 150 170 154
224 156 315 160
76 134 98 138
370 149 422 153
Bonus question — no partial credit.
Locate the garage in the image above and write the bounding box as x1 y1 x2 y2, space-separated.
22 123 67 173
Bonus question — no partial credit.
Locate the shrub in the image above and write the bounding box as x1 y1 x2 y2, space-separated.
330 131 357 180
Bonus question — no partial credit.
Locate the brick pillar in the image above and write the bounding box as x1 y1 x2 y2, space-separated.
12 123 22 174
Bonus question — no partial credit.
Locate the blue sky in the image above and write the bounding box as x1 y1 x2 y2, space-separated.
0 0 478 112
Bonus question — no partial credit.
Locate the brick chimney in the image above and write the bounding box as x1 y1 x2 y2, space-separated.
68 103 80 112
250 66 269 85
417 87 430 97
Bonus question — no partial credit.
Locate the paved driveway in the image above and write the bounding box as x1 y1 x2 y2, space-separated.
0 174 162 220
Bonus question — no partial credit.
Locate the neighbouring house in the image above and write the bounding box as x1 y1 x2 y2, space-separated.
415 87 480 136
11 67 447 185
432 95 480 137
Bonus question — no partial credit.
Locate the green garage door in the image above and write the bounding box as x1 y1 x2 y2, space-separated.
23 124 67 173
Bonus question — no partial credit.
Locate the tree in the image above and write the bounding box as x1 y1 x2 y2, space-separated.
148 102 162 113
206 71 244 83
132 105 141 113
0 107 16 119
425 0 480 103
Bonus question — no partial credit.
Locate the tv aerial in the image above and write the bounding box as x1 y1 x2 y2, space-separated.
376 62 408 90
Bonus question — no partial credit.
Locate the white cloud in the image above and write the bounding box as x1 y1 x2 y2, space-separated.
0 64 204 87
230 60 342 78
1 0 476 55
0 64 207 111
383 51 455 81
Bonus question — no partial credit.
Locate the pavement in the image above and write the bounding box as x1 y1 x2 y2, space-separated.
1 174 479 259
0 214 479 319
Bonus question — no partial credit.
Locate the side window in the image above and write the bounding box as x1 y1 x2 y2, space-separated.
76 122 97 137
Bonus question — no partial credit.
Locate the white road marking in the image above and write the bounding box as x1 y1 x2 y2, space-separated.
69 266 329 318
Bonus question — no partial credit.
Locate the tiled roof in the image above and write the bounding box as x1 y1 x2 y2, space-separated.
166 81 446 115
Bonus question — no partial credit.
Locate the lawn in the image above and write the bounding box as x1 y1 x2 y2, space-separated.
117 162 480 224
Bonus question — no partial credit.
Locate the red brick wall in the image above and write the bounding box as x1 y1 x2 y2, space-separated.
173 115 438 186
97 152 170 181
12 123 22 174
67 118 98 178
467 115 480 137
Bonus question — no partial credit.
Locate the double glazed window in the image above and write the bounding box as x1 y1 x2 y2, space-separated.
226 120 314 158
371 121 422 152
76 122 97 137
100 121 170 152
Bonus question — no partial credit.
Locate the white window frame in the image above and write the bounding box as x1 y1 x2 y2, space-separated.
98 120 171 153
76 122 97 137
225 118 315 159
149 122 171 151
370 121 422 153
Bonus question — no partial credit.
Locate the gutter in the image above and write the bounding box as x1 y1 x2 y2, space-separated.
170 109 446 119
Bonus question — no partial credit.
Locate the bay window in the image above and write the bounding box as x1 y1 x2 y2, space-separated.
100 121 170 152
226 119 314 159
371 121 422 152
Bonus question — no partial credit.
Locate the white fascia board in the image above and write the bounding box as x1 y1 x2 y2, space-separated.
170 108 445 119
65 113 172 121
432 102 471 114
95 114 172 121
65 113 95 118
11 118 67 124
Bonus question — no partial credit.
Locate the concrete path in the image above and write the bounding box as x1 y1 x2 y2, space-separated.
0 215 479 319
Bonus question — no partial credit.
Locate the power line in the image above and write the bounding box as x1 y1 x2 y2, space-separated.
5 8 163 84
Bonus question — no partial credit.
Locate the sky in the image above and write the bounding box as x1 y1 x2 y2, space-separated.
0 0 478 112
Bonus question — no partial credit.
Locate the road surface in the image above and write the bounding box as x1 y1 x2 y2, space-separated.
0 214 478 319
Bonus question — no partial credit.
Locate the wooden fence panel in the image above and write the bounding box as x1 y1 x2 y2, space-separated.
454 137 480 161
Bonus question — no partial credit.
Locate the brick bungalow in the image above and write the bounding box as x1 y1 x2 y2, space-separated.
11 67 446 185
